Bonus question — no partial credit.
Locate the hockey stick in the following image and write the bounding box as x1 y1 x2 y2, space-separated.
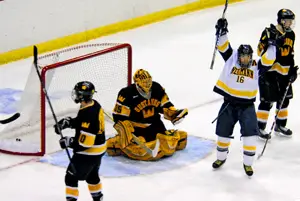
0 113 20 124
103 110 160 158
211 102 230 124
257 81 291 159
210 0 229 70
33 46 76 173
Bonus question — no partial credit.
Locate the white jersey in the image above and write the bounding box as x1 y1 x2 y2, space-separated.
214 34 276 103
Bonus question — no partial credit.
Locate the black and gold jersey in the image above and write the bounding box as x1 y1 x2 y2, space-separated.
112 81 174 124
72 100 106 156
258 27 295 76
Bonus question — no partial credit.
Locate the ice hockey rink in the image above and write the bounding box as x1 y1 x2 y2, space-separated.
0 0 300 200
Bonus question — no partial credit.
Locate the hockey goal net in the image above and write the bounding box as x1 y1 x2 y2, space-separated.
0 43 132 156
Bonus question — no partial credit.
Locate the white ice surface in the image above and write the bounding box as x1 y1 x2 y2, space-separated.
0 0 299 200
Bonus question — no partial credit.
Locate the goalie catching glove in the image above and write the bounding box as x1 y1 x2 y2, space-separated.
54 117 74 134
163 107 188 125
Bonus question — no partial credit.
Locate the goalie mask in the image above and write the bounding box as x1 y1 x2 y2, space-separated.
133 69 152 99
237 44 253 68
277 9 295 32
72 81 96 103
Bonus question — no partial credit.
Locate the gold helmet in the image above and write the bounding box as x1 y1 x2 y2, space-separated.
133 69 152 95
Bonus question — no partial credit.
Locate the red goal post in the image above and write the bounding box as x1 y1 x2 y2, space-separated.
0 43 132 156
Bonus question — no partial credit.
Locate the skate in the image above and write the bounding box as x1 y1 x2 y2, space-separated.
258 129 271 140
212 159 226 169
274 125 292 137
243 164 253 176
93 192 103 201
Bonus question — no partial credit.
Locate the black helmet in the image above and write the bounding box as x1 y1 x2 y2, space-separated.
72 81 96 103
277 9 295 32
237 44 253 68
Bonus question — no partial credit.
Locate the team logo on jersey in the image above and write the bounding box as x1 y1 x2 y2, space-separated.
81 122 90 128
231 67 254 79
142 108 155 118
118 95 125 102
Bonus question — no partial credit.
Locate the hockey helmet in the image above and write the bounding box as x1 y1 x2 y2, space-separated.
72 81 96 103
237 44 253 68
277 9 295 32
133 69 152 95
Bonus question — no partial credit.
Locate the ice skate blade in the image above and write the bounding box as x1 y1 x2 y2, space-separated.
274 131 293 138
258 136 271 142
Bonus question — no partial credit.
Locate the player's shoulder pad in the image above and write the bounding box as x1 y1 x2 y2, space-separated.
118 84 135 99
289 30 296 38
92 99 101 108
152 81 164 91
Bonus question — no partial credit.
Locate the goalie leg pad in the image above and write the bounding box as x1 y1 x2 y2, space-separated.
156 129 181 156
176 130 188 150
122 140 164 161
113 120 134 149
106 136 122 156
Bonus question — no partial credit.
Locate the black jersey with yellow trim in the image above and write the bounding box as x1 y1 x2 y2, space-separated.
257 27 295 75
71 100 106 156
112 81 174 124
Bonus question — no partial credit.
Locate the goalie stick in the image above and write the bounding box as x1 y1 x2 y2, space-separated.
210 0 229 70
0 113 20 124
33 46 76 173
103 110 160 158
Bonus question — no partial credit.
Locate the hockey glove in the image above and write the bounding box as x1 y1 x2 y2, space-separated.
288 65 298 83
215 18 228 36
54 117 74 134
265 24 284 47
163 107 188 125
171 109 188 125
59 136 74 149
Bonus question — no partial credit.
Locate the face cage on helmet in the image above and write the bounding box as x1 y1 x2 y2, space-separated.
238 54 252 68
137 78 152 93
71 89 81 103
280 19 296 32
136 83 152 99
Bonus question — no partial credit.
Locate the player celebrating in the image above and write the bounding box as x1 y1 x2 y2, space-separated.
54 81 106 201
106 69 188 161
212 18 276 176
257 9 298 139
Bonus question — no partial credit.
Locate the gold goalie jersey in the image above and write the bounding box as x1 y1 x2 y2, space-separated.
112 81 174 124
257 26 295 75
214 34 276 103
71 100 106 156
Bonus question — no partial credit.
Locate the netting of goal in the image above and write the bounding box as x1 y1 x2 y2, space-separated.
0 43 132 156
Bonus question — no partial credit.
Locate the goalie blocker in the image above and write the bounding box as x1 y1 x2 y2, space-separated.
107 69 188 161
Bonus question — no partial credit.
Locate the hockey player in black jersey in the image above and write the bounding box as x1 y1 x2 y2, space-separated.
257 9 298 139
106 69 188 161
54 81 106 201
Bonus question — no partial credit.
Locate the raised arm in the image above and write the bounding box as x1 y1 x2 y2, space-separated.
215 18 233 62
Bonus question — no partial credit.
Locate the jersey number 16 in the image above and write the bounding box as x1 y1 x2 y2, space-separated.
236 76 244 83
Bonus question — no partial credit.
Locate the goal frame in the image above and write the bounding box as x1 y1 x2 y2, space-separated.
0 43 132 156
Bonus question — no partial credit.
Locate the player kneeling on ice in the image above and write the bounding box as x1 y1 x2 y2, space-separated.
54 81 106 201
212 18 276 176
106 69 188 161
